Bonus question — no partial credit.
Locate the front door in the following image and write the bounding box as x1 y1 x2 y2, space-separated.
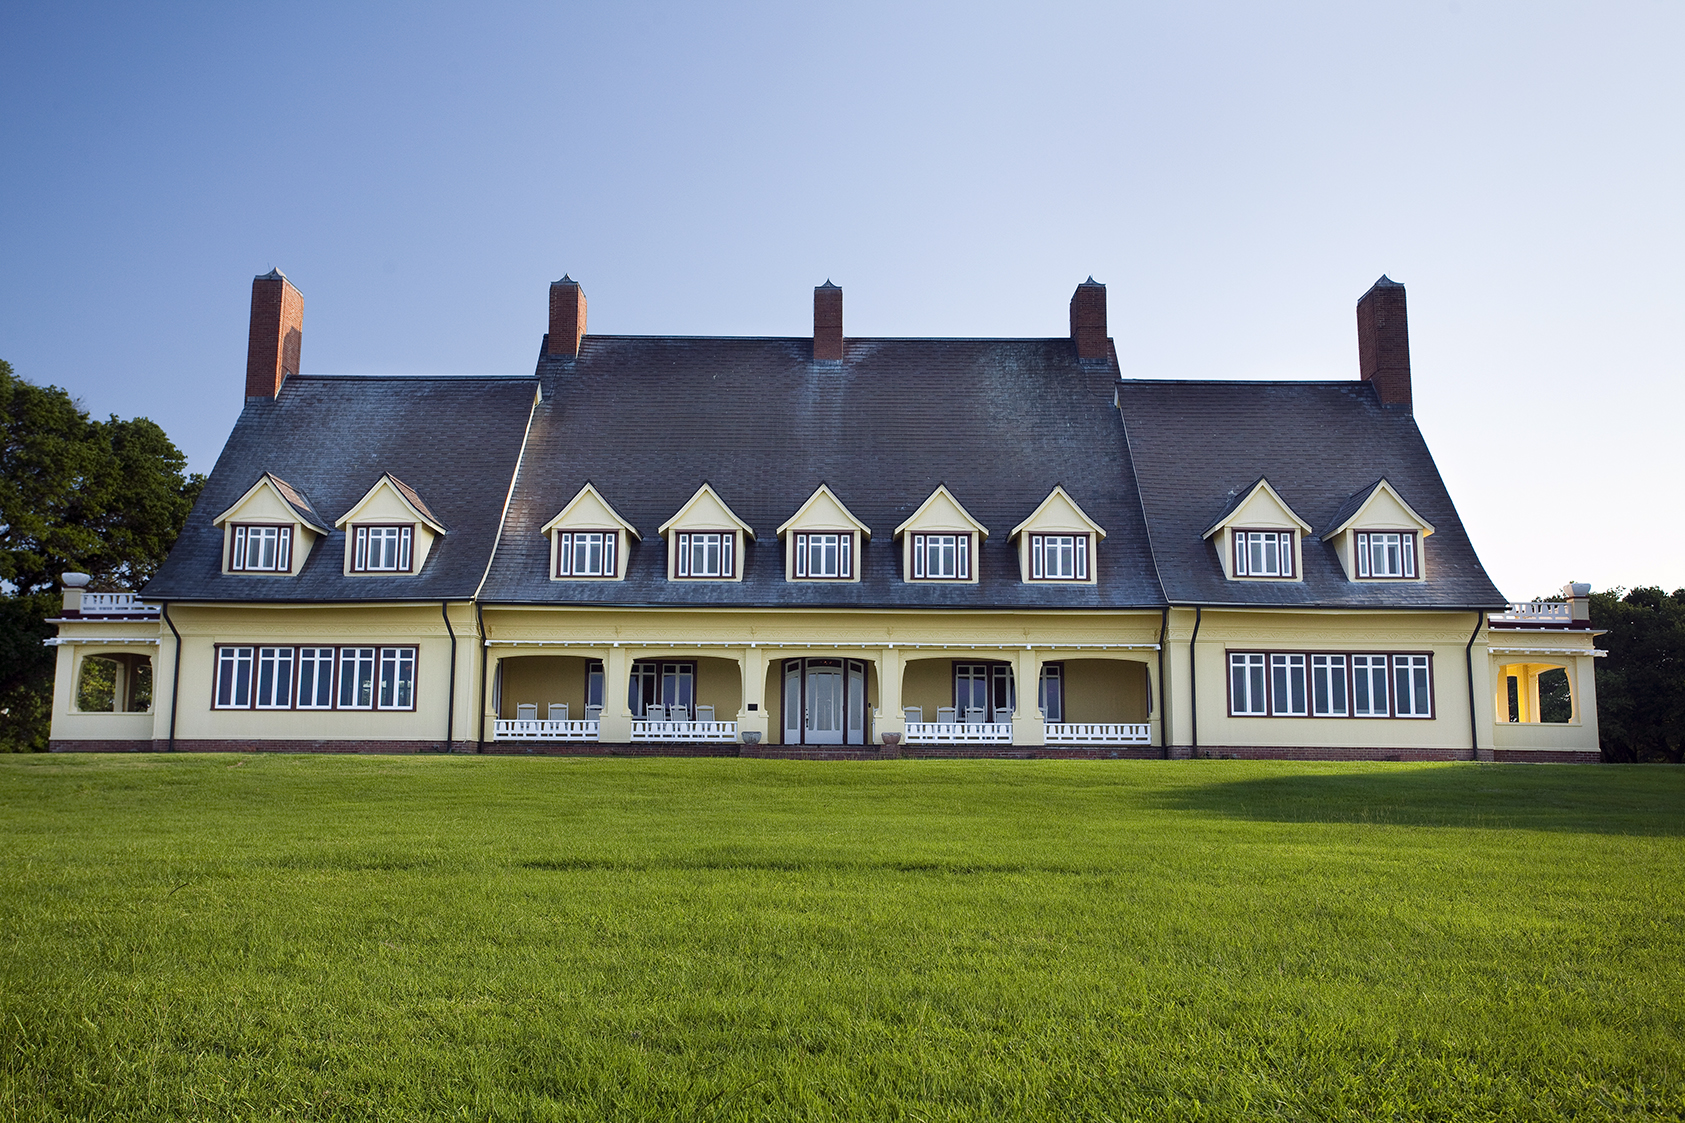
805 660 844 744
782 658 868 745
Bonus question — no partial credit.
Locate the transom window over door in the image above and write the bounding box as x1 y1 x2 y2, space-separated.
912 534 969 580
1234 531 1293 577
353 525 413 572
676 532 733 578
557 531 616 577
1355 531 1416 578
231 525 292 572
1030 535 1088 580
794 533 852 579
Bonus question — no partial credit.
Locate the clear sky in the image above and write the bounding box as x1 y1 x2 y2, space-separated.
2 2 1680 600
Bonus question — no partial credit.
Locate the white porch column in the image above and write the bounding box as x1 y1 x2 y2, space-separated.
1011 646 1045 746
737 646 769 741
600 646 634 743
875 647 905 742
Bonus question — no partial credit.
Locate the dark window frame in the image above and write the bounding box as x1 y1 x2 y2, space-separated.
674 531 735 579
1028 533 1090 581
1353 530 1418 579
910 532 972 581
556 529 619 578
229 523 293 573
792 531 855 580
210 643 419 712
1225 648 1434 720
351 524 415 574
1231 528 1295 579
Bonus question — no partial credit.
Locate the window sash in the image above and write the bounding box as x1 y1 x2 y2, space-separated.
1355 532 1415 578
913 534 969 579
676 532 732 578
215 646 254 708
1311 654 1348 717
353 526 413 572
1270 654 1307 716
254 646 294 709
1393 655 1432 717
1234 530 1292 578
1351 654 1391 716
559 531 616 577
379 647 416 710
795 532 851 579
338 647 377 709
231 525 291 572
296 647 336 709
1229 653 1268 715
1030 534 1087 580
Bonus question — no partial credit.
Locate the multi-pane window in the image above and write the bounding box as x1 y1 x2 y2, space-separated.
675 532 733 578
557 531 617 577
912 533 970 580
1229 653 1268 715
1270 654 1307 716
1351 655 1391 717
230 525 292 572
1393 655 1432 717
1230 650 1430 719
1030 534 1088 580
793 532 852 579
1233 530 1293 578
353 525 414 573
1037 663 1064 722
1311 654 1348 716
254 647 294 709
1354 531 1417 578
214 644 417 711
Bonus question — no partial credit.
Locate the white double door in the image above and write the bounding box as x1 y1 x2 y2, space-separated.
783 658 867 744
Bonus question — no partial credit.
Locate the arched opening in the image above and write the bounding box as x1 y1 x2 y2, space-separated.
75 652 153 713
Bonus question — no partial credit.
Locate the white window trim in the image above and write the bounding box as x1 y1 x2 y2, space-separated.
1354 531 1418 579
351 525 415 574
911 533 971 581
229 524 293 573
792 531 853 580
674 531 735 579
1232 529 1294 579
1029 533 1089 582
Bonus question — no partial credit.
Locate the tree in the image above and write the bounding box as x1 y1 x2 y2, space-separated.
0 360 203 750
1591 586 1685 763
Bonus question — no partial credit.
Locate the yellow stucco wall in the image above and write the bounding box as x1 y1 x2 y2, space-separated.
1059 658 1151 723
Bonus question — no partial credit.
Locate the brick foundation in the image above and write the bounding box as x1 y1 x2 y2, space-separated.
44 739 1603 763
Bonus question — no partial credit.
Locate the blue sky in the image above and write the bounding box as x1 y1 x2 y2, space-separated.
2 2 1680 598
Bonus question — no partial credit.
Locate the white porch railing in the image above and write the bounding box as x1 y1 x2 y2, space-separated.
1044 722 1152 745
494 719 600 741
78 593 157 616
905 721 1013 744
1490 601 1572 624
631 720 738 742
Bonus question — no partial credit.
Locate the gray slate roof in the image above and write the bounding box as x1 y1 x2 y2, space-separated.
478 337 1164 608
144 375 538 601
1116 380 1506 608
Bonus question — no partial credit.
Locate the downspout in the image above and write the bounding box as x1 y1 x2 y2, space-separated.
1188 607 1202 756
442 600 457 754
1465 611 1484 762
161 601 181 752
1156 607 1169 758
476 601 489 754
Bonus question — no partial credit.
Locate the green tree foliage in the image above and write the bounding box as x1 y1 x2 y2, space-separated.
1592 586 1685 763
0 360 204 750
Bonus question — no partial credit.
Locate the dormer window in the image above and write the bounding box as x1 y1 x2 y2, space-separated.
1232 530 1294 578
352 525 414 573
1029 534 1088 581
912 533 970 580
676 531 734 578
230 525 293 572
794 532 852 579
557 530 617 577
1355 531 1416 578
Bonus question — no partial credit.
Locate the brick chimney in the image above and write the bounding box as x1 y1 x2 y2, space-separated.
246 269 303 399
1070 277 1107 361
547 275 587 358
1357 275 1411 411
814 280 843 361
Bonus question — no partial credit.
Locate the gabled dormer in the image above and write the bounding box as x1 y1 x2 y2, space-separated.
1322 479 1434 581
659 484 754 581
334 474 448 576
777 485 870 582
894 485 988 583
541 483 640 580
1009 486 1106 584
213 473 329 576
1202 478 1312 581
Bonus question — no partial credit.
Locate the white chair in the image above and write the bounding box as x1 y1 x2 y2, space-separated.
644 703 665 722
936 706 956 724
548 703 568 722
903 706 923 724
964 706 986 725
515 703 538 721
695 705 714 724
584 704 603 722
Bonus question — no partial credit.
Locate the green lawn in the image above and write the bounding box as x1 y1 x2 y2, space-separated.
1 756 1681 1122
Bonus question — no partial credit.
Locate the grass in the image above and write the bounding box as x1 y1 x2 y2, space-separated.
1 755 1682 1122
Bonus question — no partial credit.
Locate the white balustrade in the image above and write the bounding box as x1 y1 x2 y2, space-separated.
1490 601 1573 624
78 593 156 616
1044 722 1152 745
494 719 600 741
904 721 1013 744
631 720 738 743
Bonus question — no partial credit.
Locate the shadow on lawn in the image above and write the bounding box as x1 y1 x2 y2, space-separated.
1156 765 1685 836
